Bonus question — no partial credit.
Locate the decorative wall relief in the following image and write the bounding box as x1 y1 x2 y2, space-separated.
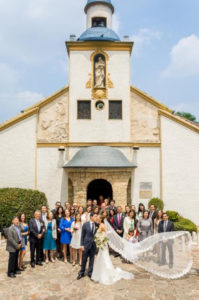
37 94 69 143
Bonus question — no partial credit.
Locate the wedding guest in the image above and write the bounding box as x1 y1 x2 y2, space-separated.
86 199 93 210
104 198 109 208
18 213 29 270
93 206 100 215
29 210 45 267
71 214 82 266
107 199 117 215
126 228 137 243
125 205 131 217
101 209 108 219
131 205 136 211
137 203 145 220
43 211 57 263
137 210 153 242
154 210 163 234
51 201 61 216
100 203 107 214
41 205 47 222
55 206 64 258
78 206 84 216
99 195 104 206
82 206 92 224
149 204 157 228
70 207 76 218
123 210 137 240
6 217 22 278
158 213 174 268
59 209 73 263
73 202 79 213
113 206 125 237
64 202 71 211
93 199 99 209
107 209 115 225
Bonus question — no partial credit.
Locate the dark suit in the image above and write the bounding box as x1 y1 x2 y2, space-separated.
149 210 157 227
113 213 125 236
79 221 97 276
158 220 174 266
29 219 45 264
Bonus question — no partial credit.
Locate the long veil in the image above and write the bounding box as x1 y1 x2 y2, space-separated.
104 220 192 279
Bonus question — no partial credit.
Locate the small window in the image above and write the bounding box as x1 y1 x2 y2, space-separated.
77 101 91 119
92 17 107 28
109 101 122 120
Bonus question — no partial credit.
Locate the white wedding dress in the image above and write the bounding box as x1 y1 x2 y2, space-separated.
91 230 134 285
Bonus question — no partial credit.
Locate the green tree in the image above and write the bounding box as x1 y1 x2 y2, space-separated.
175 111 198 122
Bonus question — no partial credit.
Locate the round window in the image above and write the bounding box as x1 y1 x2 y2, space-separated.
95 101 105 111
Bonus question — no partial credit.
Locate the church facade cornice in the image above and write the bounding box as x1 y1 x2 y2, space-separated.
66 41 133 54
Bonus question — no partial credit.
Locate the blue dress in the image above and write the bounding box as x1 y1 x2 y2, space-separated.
21 225 28 251
60 217 74 244
43 222 56 250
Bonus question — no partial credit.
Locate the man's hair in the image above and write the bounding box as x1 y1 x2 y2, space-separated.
110 200 115 203
162 212 168 217
90 212 96 218
12 216 19 221
34 210 41 215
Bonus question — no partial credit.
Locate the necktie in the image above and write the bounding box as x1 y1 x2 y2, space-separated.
36 220 41 232
118 214 121 226
164 221 167 232
92 222 95 234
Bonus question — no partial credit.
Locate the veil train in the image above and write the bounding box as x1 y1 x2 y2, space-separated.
104 220 192 279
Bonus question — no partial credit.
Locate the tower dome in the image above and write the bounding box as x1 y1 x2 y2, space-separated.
85 0 114 13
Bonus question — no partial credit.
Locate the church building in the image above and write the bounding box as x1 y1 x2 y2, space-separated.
0 0 199 225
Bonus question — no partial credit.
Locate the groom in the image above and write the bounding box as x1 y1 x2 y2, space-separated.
77 213 98 280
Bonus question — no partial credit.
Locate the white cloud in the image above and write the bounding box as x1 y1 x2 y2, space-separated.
163 34 199 78
131 28 161 56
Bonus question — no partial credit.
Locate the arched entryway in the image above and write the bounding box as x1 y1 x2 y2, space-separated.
87 179 113 204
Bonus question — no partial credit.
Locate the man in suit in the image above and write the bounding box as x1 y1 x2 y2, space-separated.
29 210 45 268
149 204 157 228
77 213 98 280
158 212 175 268
107 199 117 216
51 201 61 216
6 217 22 278
113 206 125 237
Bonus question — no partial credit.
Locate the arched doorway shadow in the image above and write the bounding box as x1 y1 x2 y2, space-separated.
87 179 113 204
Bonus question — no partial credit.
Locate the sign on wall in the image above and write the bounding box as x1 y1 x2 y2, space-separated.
139 182 152 199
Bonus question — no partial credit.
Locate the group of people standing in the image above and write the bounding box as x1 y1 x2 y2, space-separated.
5 197 174 278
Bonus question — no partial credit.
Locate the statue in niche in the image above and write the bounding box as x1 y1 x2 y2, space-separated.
94 54 106 88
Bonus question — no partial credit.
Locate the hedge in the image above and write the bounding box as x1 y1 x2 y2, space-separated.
148 198 164 211
0 188 48 232
166 211 197 233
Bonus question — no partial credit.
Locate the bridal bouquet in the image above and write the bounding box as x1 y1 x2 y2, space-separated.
94 231 108 250
73 226 79 232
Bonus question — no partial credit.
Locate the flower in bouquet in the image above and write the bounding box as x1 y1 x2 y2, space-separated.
94 232 109 250
73 226 79 232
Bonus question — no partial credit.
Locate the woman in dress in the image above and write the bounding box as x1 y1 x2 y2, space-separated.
70 207 76 219
93 206 100 215
154 209 163 234
18 213 29 270
81 206 91 224
78 206 84 217
123 210 137 240
91 215 134 285
137 203 145 220
125 205 131 217
43 211 57 263
55 206 64 258
137 210 153 242
71 214 82 266
107 209 115 226
59 209 73 263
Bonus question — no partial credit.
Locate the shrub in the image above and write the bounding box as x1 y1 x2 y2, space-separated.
166 211 180 222
174 217 197 234
0 188 48 232
148 198 164 211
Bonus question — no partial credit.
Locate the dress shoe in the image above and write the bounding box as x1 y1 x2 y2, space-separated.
8 273 16 278
77 273 84 280
18 268 25 272
31 263 35 268
14 270 21 275
36 262 43 266
87 274 92 278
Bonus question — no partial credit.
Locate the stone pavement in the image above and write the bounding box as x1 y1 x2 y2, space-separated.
0 241 198 300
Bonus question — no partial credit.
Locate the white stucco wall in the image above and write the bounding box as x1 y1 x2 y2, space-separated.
132 147 161 208
37 147 68 208
0 115 36 189
69 50 131 142
161 116 199 225
86 4 112 28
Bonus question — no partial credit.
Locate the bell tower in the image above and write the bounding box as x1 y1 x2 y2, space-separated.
66 0 134 143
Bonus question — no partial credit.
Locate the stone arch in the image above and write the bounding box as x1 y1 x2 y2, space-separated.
87 178 113 204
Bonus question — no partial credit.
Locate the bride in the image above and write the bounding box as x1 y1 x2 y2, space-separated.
91 215 134 285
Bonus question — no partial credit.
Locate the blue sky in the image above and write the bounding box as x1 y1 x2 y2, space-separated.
0 0 199 123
